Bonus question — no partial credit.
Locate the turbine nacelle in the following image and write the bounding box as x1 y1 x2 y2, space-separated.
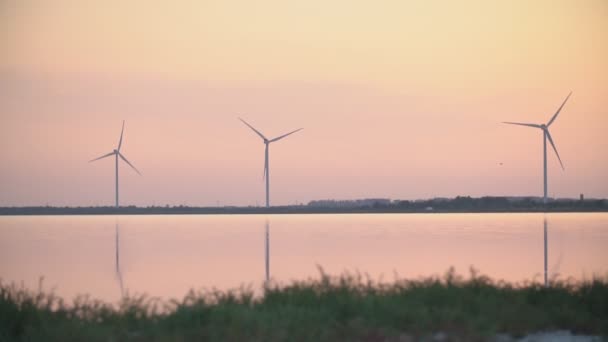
238 117 303 145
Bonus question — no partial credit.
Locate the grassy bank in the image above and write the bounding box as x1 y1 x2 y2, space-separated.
1 269 607 341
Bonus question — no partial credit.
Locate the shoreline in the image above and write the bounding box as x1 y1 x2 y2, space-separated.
0 209 608 216
3 196 605 216
1 207 608 216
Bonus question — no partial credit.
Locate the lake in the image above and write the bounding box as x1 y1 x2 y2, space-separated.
1 213 607 303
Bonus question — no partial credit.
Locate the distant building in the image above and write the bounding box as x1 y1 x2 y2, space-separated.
308 198 391 208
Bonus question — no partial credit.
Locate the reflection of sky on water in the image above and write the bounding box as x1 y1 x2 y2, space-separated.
0 213 607 303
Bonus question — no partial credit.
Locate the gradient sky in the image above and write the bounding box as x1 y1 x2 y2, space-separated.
1 0 607 206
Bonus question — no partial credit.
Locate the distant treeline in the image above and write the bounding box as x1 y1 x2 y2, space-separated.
1 196 607 215
390 196 608 212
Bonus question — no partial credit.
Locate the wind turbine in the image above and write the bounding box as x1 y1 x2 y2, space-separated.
503 92 571 204
239 118 302 207
89 121 141 208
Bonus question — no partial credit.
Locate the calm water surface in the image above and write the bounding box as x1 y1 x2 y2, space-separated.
1 213 607 303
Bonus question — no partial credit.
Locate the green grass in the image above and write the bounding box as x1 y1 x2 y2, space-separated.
1 268 607 341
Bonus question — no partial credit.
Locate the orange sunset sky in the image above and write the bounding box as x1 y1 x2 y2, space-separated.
1 0 607 206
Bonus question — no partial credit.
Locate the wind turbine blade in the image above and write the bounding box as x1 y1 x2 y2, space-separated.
118 152 142 175
547 91 572 127
239 118 267 141
269 128 303 142
89 151 115 162
117 120 125 151
502 122 542 129
545 130 565 170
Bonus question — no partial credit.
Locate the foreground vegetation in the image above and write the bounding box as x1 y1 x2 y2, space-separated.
1 269 607 341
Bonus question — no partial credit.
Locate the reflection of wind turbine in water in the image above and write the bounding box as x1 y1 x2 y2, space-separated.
265 220 270 283
543 217 548 287
115 223 125 297
542 217 564 287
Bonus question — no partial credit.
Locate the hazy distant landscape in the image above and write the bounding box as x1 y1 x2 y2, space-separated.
3 0 608 340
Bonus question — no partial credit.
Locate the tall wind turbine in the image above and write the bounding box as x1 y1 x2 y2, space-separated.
503 92 571 204
239 118 302 207
89 121 141 208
